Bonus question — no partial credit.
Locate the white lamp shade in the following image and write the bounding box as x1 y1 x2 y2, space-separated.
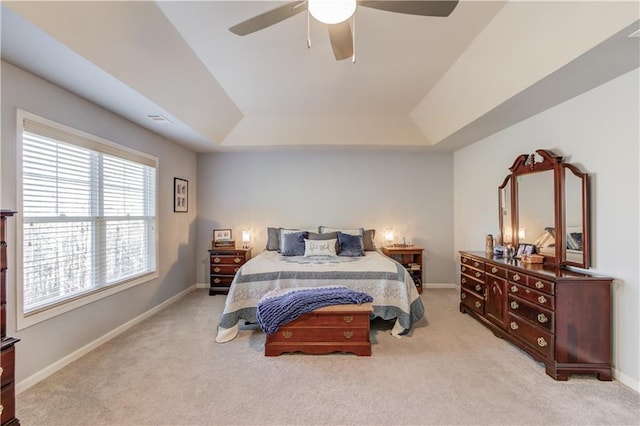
242 229 251 243
308 0 356 24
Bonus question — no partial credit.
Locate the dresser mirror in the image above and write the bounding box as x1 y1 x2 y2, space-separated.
498 149 590 269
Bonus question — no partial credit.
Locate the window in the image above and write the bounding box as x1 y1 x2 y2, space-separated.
17 111 158 327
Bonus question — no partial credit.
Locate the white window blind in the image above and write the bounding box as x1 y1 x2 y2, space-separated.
20 116 157 314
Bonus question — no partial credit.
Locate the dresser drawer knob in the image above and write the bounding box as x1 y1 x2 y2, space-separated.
461 293 467 300
475 272 481 278
510 321 519 330
510 301 519 310
234 257 242 263
535 280 544 289
491 267 498 274
0 366 3 377
213 267 221 273
537 313 549 323
343 331 353 339
461 266 466 272
537 337 548 347
343 315 354 323
538 295 547 304
213 278 221 284
282 331 293 339
475 284 482 292
474 261 480 267
0 404 3 415
234 267 240 273
213 257 221 263
510 285 518 293
461 278 467 284
462 258 467 263
475 301 482 308
513 273 521 282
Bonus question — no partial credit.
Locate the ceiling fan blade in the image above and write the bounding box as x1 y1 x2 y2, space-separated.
328 21 353 61
359 1 459 17
229 1 307 36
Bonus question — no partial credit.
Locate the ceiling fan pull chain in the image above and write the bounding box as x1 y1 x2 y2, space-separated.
352 14 356 63
307 8 311 49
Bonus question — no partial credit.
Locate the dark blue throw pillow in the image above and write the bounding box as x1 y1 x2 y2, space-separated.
337 232 364 257
280 231 308 256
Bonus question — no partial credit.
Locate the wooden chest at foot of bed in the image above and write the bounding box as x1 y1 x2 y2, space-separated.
265 303 373 357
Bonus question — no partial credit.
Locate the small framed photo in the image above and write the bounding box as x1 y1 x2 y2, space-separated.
213 229 232 241
516 243 535 258
173 178 188 213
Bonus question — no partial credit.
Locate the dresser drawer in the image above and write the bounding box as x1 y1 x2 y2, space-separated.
508 295 554 332
508 283 554 310
507 270 526 285
0 244 6 270
508 313 554 358
461 265 484 282
461 276 484 295
486 263 507 279
0 345 15 389
210 254 246 265
0 270 5 304
461 255 484 270
461 289 484 315
211 264 241 275
0 382 16 425
525 277 554 295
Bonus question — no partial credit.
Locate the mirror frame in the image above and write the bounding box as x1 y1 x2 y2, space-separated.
499 149 590 268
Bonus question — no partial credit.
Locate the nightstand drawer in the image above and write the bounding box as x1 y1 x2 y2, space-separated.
211 264 241 275
0 345 15 389
210 255 245 265
210 275 235 286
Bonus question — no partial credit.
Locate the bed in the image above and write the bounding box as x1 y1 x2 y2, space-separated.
215 249 425 343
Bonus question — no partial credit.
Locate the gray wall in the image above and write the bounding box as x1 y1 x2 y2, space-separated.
453 69 640 390
196 150 455 286
1 61 198 385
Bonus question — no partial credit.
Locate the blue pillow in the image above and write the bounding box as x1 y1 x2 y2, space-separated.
337 232 364 257
280 231 308 256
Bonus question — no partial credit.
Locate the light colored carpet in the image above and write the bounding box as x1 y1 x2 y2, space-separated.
17 288 640 425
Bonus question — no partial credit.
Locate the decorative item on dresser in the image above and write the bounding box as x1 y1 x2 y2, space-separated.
459 251 612 381
265 303 373 356
380 246 423 293
461 149 612 381
208 247 251 295
1 210 20 426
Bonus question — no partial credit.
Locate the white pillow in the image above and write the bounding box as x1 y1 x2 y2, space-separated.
304 238 338 256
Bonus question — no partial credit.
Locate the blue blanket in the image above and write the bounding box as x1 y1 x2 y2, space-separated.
256 287 374 335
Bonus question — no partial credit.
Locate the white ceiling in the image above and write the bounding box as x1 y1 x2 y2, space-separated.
1 1 639 152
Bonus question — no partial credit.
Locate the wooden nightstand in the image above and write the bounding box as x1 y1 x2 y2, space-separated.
208 247 251 295
381 246 423 293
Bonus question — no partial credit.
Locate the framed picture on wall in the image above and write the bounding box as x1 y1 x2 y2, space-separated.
174 178 188 213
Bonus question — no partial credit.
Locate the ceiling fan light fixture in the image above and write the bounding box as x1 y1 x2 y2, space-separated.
308 0 356 24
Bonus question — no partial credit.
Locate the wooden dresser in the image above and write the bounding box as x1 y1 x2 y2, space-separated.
459 251 612 381
265 303 373 356
1 211 20 426
208 247 251 295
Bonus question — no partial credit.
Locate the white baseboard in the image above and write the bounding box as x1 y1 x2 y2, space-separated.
16 284 197 394
614 368 640 393
195 282 208 289
423 283 457 289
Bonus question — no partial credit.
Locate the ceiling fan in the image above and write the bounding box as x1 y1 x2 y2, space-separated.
229 1 459 61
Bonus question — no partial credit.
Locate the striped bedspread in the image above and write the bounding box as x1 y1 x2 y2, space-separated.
216 250 424 343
